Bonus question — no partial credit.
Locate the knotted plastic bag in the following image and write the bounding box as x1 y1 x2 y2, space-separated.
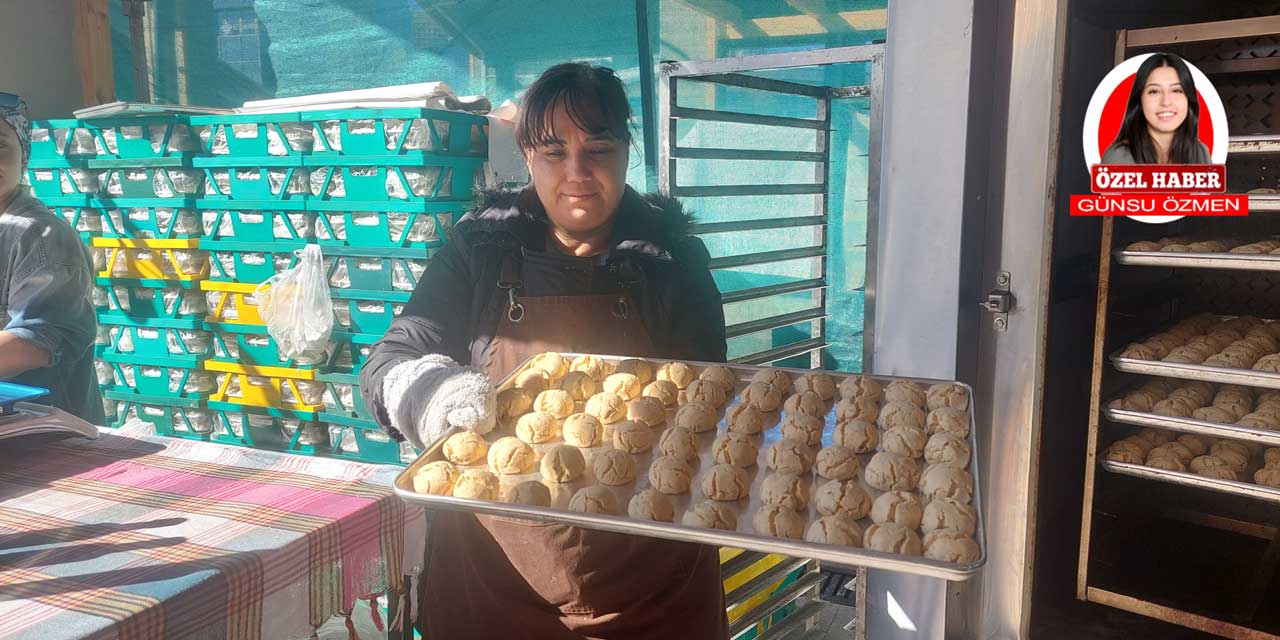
255 244 334 358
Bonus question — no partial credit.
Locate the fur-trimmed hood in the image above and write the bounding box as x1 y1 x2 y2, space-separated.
456 186 699 260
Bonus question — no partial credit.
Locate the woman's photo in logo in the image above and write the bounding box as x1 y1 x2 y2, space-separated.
1084 53 1228 168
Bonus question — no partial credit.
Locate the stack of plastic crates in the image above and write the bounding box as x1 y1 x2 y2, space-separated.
25 117 215 438
192 108 487 464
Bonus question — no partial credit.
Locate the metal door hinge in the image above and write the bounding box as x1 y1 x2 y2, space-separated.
980 271 1014 331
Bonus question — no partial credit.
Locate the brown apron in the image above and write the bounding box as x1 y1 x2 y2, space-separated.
419 270 728 639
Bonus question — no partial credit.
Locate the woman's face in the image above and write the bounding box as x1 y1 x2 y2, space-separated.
1141 65 1189 135
0 121 22 204
525 102 629 237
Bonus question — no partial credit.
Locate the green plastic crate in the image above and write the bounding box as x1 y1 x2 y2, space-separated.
187 112 312 158
313 204 458 250
202 239 305 283
103 391 210 434
199 208 316 243
325 332 378 375
324 247 432 293
25 165 100 198
207 322 328 370
303 160 481 205
81 116 199 162
299 107 488 158
100 352 213 400
94 277 206 320
48 202 106 241
320 412 405 465
332 291 410 336
99 318 212 359
315 370 371 420
196 160 309 208
29 119 97 162
92 167 205 199
96 199 202 239
206 400 324 452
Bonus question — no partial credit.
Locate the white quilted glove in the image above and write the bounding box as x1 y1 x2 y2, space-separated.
383 354 496 451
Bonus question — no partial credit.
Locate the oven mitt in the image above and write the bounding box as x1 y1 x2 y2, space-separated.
383 354 497 451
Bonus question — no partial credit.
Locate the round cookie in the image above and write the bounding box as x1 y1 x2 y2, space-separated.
452 469 500 500
864 522 923 556
643 380 679 407
568 486 620 515
924 432 971 468
833 419 880 453
701 464 752 501
919 465 974 503
751 369 793 395
780 413 824 447
533 389 575 419
604 373 643 400
835 397 881 423
927 407 970 437
559 371 598 402
529 352 568 380
627 397 667 428
683 380 728 408
682 501 738 530
656 361 695 389
1267 448 1280 467
814 478 873 519
796 372 837 401
713 432 760 467
815 446 861 481
613 420 653 454
658 426 700 462
488 437 537 475
628 489 675 522
1105 440 1147 464
1150 442 1194 464
514 369 551 394
675 401 718 433
1177 434 1212 457
698 365 738 392
884 380 926 408
926 383 969 412
805 514 864 547
727 402 769 435
442 431 489 465
570 355 611 381
585 392 628 424
648 455 695 494
864 452 921 492
753 505 805 539
880 426 928 459
563 413 604 448
924 530 981 564
871 491 925 529
839 376 884 403
878 401 927 431
740 382 783 412
766 438 816 475
761 473 809 511
516 411 560 444
1146 455 1187 472
412 460 457 495
503 480 552 506
1256 467 1280 488
497 387 533 422
784 391 826 418
541 445 587 483
593 449 637 485
921 497 978 536
615 359 655 384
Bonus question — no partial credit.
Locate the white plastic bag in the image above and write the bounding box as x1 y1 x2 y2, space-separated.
255 244 334 358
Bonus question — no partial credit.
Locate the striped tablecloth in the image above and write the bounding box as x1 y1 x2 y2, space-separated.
0 424 422 640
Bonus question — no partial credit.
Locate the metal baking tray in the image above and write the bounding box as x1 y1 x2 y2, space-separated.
1102 405 1280 448
1229 134 1280 156
1113 249 1280 273
393 355 986 581
1249 194 1280 212
1110 349 1280 391
1100 460 1280 505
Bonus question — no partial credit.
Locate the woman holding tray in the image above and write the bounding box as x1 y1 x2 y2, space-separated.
0 93 101 423
362 64 729 638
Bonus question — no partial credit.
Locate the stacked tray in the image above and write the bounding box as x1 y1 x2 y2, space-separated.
1114 235 1280 272
394 354 986 581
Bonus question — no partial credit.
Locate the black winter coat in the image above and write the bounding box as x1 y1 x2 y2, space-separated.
360 186 728 441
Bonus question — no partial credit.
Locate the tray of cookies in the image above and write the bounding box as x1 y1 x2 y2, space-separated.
1110 314 1280 390
1100 425 1280 503
392 353 986 582
1114 235 1280 273
1103 378 1280 448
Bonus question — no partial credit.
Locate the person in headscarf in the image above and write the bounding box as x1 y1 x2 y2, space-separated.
0 93 103 422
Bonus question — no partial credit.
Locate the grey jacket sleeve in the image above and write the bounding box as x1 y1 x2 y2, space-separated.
3 223 96 368
359 229 475 439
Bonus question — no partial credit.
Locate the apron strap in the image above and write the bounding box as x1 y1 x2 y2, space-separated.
497 250 525 323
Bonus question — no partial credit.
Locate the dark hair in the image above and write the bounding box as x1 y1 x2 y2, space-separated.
1108 53 1202 164
516 62 633 151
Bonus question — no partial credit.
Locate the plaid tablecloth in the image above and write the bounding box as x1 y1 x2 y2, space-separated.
0 425 423 640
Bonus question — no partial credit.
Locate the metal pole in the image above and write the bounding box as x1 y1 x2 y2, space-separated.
635 0 659 192
123 0 151 103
